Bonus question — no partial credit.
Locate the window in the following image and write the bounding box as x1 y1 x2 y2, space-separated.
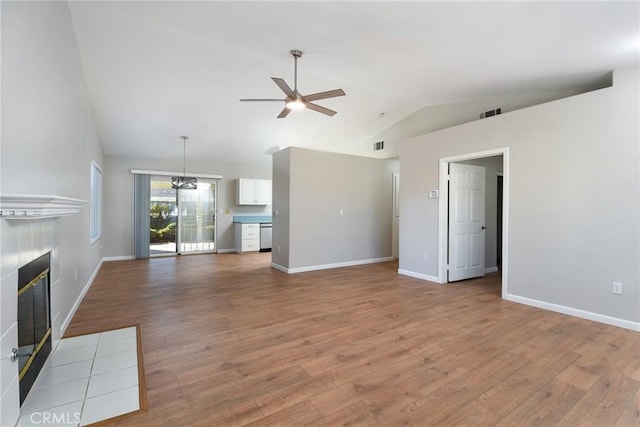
90 161 102 243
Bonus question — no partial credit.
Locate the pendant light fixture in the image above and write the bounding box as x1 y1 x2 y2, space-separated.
171 136 197 190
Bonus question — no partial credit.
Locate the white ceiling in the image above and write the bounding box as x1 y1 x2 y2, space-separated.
68 1 640 167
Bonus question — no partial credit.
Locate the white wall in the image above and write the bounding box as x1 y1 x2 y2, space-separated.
0 2 105 424
271 149 290 268
273 147 398 272
102 155 272 257
399 67 639 328
349 86 608 159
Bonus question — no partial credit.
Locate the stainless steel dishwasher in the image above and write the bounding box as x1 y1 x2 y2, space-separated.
259 222 272 252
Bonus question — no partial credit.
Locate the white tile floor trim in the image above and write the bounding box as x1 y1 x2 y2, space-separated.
17 326 141 427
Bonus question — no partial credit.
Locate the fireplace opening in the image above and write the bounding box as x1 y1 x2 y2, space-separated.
17 252 51 406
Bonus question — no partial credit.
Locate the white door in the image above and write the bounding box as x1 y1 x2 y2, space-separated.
448 163 485 281
392 173 400 258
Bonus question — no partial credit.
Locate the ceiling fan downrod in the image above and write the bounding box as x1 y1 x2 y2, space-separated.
290 50 302 95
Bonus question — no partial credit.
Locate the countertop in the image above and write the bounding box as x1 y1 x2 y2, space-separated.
233 215 272 224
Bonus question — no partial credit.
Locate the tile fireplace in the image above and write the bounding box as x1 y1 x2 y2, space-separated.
0 194 84 426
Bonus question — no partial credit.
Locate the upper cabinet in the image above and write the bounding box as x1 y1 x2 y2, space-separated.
237 178 272 205
237 178 257 205
256 179 272 204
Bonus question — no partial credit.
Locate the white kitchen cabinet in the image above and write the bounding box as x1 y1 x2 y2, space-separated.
256 179 272 204
237 179 257 205
234 223 260 253
236 178 271 205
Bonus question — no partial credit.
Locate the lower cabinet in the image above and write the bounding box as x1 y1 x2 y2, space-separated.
234 223 260 253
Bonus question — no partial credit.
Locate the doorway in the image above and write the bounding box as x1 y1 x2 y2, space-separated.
149 176 217 256
438 148 509 298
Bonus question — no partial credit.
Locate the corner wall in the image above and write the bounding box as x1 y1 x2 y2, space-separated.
271 149 290 268
399 67 639 328
273 147 398 272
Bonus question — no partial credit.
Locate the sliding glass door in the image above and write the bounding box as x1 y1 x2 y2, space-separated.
150 177 177 255
178 180 216 253
149 176 216 256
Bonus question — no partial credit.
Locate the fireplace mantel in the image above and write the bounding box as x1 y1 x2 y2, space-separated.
0 194 85 219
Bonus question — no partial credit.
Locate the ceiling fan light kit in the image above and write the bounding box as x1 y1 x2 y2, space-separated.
286 99 306 110
240 49 345 118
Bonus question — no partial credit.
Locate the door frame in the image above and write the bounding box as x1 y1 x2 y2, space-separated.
437 147 509 298
392 173 400 259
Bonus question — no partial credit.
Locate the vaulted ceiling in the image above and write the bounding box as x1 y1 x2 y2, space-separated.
68 1 640 167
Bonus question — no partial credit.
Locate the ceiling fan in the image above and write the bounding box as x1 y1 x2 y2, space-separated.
240 50 346 119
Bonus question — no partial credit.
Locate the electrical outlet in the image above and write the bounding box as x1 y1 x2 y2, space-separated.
74 269 78 281
339 209 344 216
277 246 281 254
612 282 622 295
422 252 428 261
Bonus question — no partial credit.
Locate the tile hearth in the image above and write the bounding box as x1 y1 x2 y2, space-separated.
17 326 143 426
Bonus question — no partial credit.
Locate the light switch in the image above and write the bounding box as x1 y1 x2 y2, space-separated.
429 190 439 199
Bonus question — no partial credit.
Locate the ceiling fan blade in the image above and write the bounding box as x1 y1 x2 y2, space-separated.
272 78 296 98
302 89 346 102
240 98 284 102
277 107 291 119
305 102 337 117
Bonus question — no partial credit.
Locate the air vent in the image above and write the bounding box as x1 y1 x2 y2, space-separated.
480 108 502 119
374 141 384 151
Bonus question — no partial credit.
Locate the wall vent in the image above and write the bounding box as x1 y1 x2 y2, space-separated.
374 141 384 151
480 108 502 119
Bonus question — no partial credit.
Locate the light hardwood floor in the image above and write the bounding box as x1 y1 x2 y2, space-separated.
66 253 640 426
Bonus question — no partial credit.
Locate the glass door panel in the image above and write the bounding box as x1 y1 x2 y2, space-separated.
149 176 177 255
178 179 216 254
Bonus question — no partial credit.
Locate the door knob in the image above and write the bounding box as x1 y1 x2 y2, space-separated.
10 348 18 363
481 226 486 230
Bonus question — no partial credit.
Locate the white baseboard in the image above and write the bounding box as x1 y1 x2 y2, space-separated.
104 252 238 259
504 293 640 332
271 263 288 273
102 255 134 262
273 257 394 274
484 266 498 274
398 269 442 284
60 258 103 336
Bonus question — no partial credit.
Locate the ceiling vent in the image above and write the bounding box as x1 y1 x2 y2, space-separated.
374 141 385 151
480 108 502 119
